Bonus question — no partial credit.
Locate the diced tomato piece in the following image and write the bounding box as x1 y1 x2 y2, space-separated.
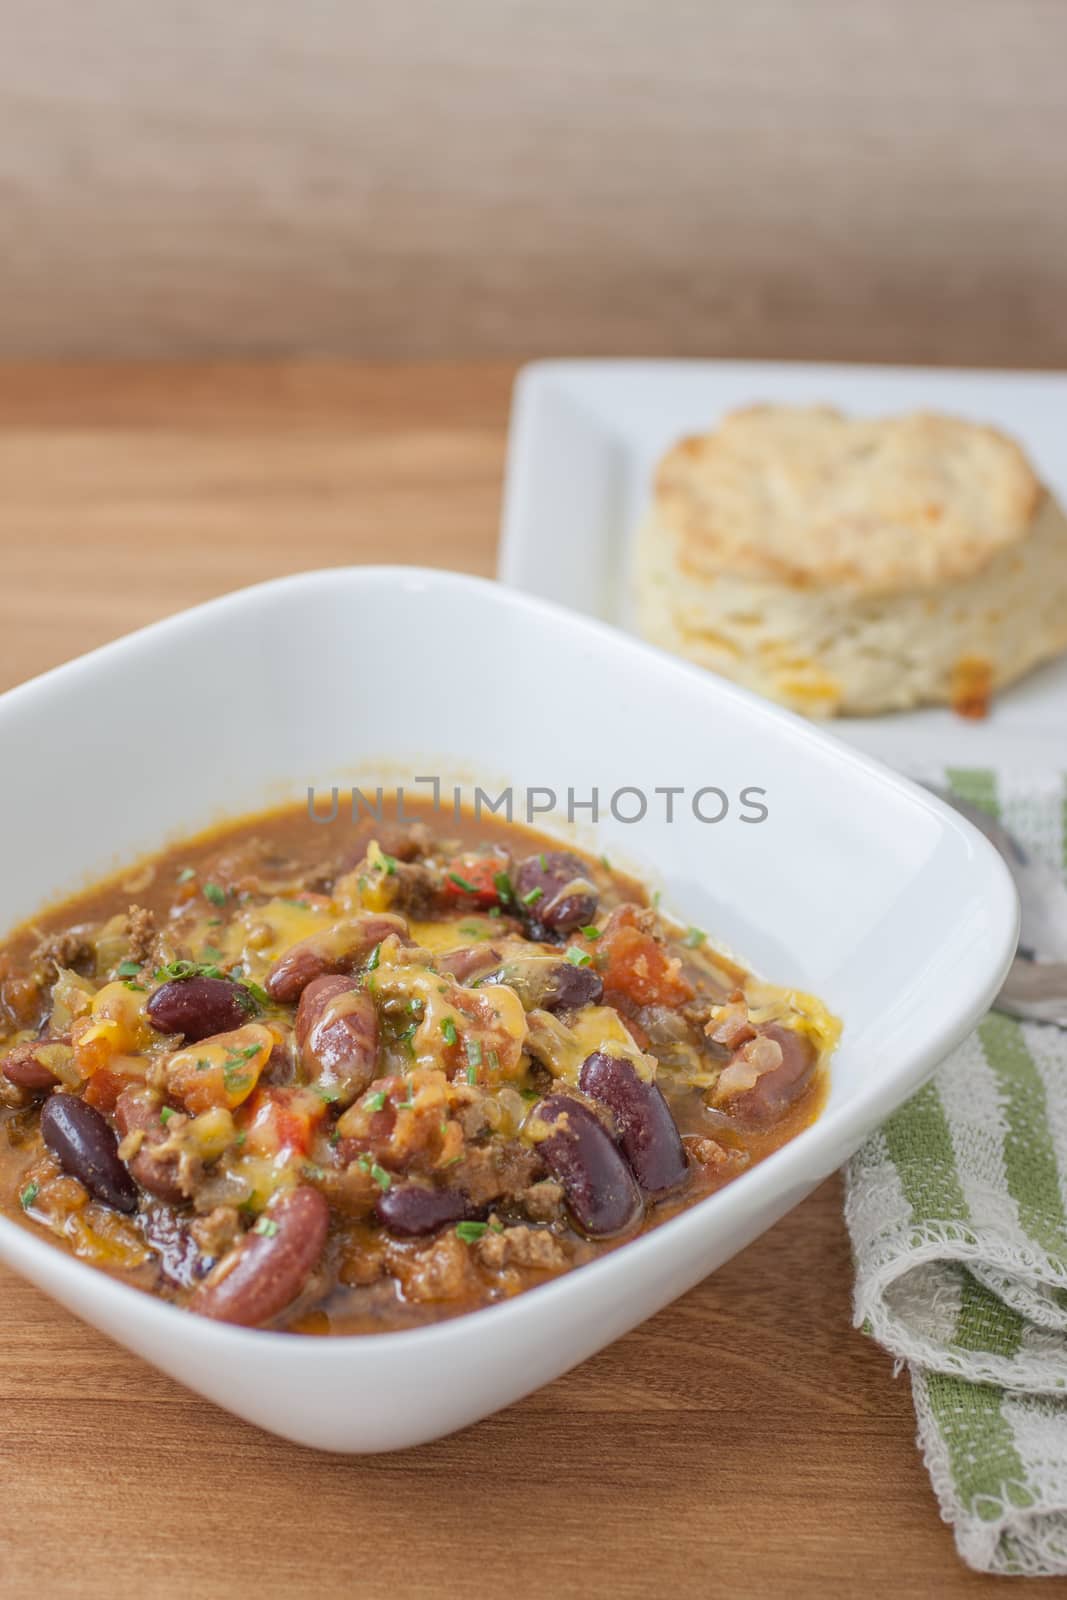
441 854 509 908
83 1057 147 1112
166 1023 272 1114
240 1085 325 1158
597 907 695 1009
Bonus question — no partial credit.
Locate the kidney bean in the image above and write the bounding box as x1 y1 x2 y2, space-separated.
265 913 408 1003
188 1186 329 1326
114 1087 186 1203
544 961 604 1013
40 1093 139 1213
729 1024 816 1121
534 1093 641 1237
375 1183 471 1237
147 976 253 1042
2 1038 63 1091
578 1051 688 1197
437 945 504 984
295 975 379 1106
514 852 598 936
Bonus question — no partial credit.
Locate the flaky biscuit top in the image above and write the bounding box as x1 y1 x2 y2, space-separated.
654 404 1043 595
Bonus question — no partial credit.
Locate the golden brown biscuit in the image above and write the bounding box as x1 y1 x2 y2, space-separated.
635 405 1067 717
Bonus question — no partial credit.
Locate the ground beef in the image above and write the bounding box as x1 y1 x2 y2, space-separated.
377 823 433 864
686 1136 750 1179
520 1178 565 1221
456 1096 495 1141
189 1205 244 1263
473 1224 569 1273
449 1139 544 1207
125 905 157 966
384 1231 475 1303
386 860 446 918
31 928 94 979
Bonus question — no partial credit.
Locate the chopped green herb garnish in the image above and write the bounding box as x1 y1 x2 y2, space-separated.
579 925 601 940
487 1048 500 1073
370 1163 391 1192
441 1017 457 1046
379 851 398 877
19 1181 39 1209
600 854 611 871
365 942 381 973
458 922 490 939
203 882 227 907
177 866 196 883
159 1106 177 1125
234 1130 247 1148
253 1217 279 1238
316 1085 341 1104
328 1128 340 1147
449 871 479 894
225 1044 261 1067
538 853 547 871
155 958 225 983
465 1038 483 1067
565 946 592 967
683 927 707 948
521 886 544 906
240 979 270 1008
466 1063 477 1085
456 1220 489 1243
365 1090 387 1112
302 1163 326 1181
408 998 424 1016
123 981 147 993
488 906 502 919
200 944 222 963
116 959 141 978
492 870 513 904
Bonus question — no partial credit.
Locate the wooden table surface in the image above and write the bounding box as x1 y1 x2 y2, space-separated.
0 364 1011 1598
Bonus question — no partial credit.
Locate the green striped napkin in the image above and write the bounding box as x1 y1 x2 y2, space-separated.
845 769 1067 1577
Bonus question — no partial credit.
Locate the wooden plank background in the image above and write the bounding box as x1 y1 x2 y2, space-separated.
1 0 1065 364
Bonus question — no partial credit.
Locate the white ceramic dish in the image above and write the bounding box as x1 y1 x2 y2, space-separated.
0 567 1017 1451
499 358 1067 774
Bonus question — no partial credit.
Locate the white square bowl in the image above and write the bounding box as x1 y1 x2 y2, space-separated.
0 567 1017 1451
499 358 1067 773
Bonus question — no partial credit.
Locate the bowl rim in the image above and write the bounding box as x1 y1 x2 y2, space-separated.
0 564 1020 1361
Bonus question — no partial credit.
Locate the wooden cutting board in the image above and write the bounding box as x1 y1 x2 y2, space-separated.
0 363 997 1598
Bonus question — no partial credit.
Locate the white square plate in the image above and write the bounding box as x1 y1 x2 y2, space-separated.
499 359 1067 772
0 568 1016 1450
